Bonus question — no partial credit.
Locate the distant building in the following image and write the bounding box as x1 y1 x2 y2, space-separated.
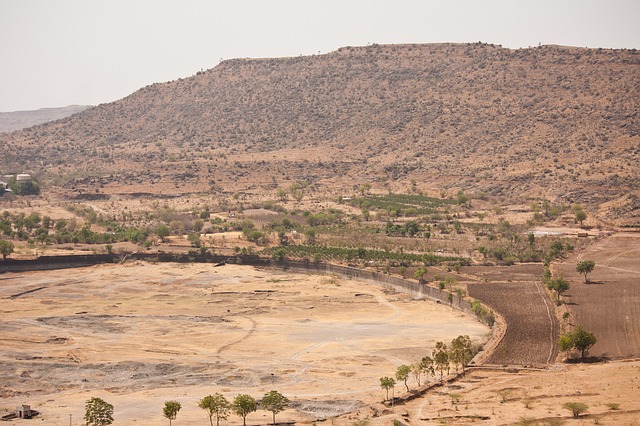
16 173 32 182
16 405 35 419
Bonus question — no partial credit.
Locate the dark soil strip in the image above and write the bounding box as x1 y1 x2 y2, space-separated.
9 286 46 298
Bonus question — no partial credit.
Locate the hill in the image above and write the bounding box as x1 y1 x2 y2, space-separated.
0 43 638 224
0 105 91 133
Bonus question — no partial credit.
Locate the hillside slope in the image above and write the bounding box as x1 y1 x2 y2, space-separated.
1 43 638 223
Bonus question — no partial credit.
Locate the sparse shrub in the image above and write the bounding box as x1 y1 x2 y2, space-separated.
563 402 588 418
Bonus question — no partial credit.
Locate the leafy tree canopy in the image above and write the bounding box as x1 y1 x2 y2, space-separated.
84 397 114 426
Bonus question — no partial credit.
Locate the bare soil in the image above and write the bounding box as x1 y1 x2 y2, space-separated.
0 262 488 425
555 232 640 359
466 264 559 365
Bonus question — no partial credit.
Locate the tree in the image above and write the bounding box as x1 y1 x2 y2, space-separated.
558 325 597 359
163 401 181 425
563 402 589 418
8 176 40 195
572 205 587 226
576 260 595 283
411 362 424 387
456 190 469 206
187 232 201 247
527 232 536 247
199 393 230 426
379 376 396 401
155 224 171 242
261 390 289 425
232 394 257 426
450 335 474 372
84 397 114 426
276 188 288 201
0 238 14 260
413 266 428 283
433 341 450 380
304 227 317 245
395 364 412 392
419 355 435 385
546 276 570 303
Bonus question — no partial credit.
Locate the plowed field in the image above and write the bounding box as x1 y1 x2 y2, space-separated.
556 232 640 359
467 264 559 365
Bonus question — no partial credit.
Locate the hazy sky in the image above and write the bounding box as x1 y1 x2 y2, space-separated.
1 0 638 112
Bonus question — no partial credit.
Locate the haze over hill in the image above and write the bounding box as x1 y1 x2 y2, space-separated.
0 105 91 133
1 43 638 223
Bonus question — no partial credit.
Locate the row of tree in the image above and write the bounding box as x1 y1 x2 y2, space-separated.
84 391 289 426
379 335 476 401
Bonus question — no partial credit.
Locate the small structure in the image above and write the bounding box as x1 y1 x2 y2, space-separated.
16 405 33 419
1 405 39 421
16 174 32 182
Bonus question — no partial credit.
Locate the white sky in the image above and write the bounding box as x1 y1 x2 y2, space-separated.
1 0 638 112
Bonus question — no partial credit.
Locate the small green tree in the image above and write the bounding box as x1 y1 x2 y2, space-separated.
379 376 396 401
84 397 114 426
450 335 474 372
261 390 289 425
395 364 412 392
0 238 14 260
546 276 570 303
163 400 181 425
199 393 230 426
413 266 428 282
411 362 425 387
572 204 587 226
420 355 435 384
433 341 450 380
232 394 257 426
456 190 469 206
155 224 171 242
558 325 597 359
576 260 595 283
187 232 201 247
563 402 589 418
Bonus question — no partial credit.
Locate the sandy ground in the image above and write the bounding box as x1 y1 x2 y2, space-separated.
356 360 640 426
0 262 488 425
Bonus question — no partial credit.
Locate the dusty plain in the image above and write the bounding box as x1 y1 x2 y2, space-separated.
0 262 489 424
2 260 639 425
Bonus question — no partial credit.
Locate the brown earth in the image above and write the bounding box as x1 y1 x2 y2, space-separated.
466 264 559 365
1 244 639 425
0 262 489 425
555 232 640 359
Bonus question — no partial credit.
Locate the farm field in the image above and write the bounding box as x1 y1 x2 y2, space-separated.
556 233 640 359
0 262 489 425
466 264 559 365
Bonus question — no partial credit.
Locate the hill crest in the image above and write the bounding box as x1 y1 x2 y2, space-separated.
1 43 638 224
